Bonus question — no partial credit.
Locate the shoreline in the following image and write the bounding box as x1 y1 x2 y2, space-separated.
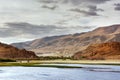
0 60 120 67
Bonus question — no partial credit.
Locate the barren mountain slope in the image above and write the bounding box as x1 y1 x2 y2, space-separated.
12 24 120 57
73 42 120 60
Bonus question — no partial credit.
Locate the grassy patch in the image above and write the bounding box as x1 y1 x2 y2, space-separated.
0 62 35 66
0 62 83 68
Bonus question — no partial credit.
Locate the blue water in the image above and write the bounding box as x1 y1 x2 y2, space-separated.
0 64 120 80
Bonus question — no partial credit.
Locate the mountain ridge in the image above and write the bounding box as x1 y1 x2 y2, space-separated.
12 24 120 57
0 42 38 59
73 42 120 60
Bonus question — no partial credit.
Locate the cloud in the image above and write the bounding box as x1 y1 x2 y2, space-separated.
2 22 63 37
88 5 104 12
86 0 110 4
0 22 94 38
41 5 57 10
39 0 58 4
62 0 110 5
70 8 98 16
114 3 120 11
69 5 104 16
0 0 113 28
38 0 111 5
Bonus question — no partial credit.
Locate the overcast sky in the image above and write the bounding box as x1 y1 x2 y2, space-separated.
0 0 120 43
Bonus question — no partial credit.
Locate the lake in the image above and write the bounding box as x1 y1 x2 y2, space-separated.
0 64 120 80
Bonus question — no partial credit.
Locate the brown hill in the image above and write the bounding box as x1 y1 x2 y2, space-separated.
0 42 38 59
73 42 120 60
12 24 120 57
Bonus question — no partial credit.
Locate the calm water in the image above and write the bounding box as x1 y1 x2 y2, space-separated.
0 64 120 80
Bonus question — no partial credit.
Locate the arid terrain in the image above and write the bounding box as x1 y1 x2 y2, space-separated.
12 24 120 58
0 42 37 59
73 42 120 60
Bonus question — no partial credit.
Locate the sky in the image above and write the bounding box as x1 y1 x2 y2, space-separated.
0 0 120 43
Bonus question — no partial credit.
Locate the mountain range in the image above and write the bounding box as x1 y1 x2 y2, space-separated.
0 42 37 59
12 24 120 57
73 42 120 60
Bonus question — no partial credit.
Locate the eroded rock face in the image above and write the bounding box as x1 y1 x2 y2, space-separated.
0 42 38 59
73 42 120 60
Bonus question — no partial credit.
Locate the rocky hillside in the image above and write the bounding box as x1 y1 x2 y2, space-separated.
12 24 120 57
73 42 120 60
0 42 38 59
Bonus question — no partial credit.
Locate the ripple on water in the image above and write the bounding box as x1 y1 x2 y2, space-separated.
0 70 4 73
87 68 120 73
0 65 120 80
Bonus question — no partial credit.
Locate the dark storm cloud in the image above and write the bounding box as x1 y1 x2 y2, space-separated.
114 3 120 11
41 5 57 10
0 22 94 38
